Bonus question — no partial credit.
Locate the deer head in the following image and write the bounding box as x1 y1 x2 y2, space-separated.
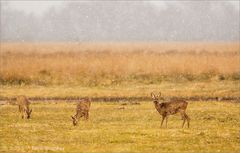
151 92 161 104
71 115 78 126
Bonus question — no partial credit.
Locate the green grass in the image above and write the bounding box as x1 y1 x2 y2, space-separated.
0 101 240 153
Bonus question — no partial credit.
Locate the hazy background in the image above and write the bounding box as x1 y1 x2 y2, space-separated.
1 1 239 42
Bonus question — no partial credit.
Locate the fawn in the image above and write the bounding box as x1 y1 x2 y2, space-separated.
71 98 91 126
151 92 190 128
16 95 32 119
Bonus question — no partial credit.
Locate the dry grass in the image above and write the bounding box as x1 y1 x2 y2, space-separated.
1 42 239 53
0 101 240 153
1 80 239 100
0 42 239 86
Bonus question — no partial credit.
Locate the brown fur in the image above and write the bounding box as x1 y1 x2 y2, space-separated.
71 98 91 126
16 95 32 119
151 92 190 128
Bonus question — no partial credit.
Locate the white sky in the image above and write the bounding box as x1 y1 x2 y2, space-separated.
7 1 240 16
7 1 64 15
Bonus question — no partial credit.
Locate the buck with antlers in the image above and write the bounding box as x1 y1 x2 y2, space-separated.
151 92 190 128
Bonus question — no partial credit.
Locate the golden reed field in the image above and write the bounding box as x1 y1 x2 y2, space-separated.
0 42 239 86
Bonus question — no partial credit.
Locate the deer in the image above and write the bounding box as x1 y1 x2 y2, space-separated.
151 92 190 128
16 95 32 119
71 98 91 126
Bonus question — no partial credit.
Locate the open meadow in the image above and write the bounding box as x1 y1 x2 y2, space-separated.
0 101 240 153
0 42 240 153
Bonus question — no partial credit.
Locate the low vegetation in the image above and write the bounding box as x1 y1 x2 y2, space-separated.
0 101 239 153
1 80 239 101
0 42 239 86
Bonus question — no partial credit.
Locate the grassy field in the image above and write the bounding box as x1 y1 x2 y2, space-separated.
0 42 239 152
0 42 239 86
0 101 240 153
1 80 239 101
1 42 239 101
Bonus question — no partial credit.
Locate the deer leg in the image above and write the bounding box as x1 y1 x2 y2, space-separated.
181 113 186 128
184 113 190 128
18 111 21 119
18 106 22 119
87 112 89 120
24 110 27 119
85 112 89 120
166 117 168 128
21 112 24 119
182 117 186 128
165 116 168 128
24 109 28 119
19 112 22 119
180 111 187 128
161 116 165 127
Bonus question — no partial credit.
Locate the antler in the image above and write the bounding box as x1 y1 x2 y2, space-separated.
158 92 161 98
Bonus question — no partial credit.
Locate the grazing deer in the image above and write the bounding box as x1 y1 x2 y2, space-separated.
16 95 32 119
151 92 190 128
71 98 91 126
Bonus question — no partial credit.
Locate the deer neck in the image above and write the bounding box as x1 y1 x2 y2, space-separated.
23 105 29 112
75 111 84 119
154 101 165 115
154 101 160 109
73 113 78 119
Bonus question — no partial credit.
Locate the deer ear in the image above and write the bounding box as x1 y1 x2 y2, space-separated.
151 92 156 99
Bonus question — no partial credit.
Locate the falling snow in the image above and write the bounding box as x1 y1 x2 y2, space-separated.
1 1 239 42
